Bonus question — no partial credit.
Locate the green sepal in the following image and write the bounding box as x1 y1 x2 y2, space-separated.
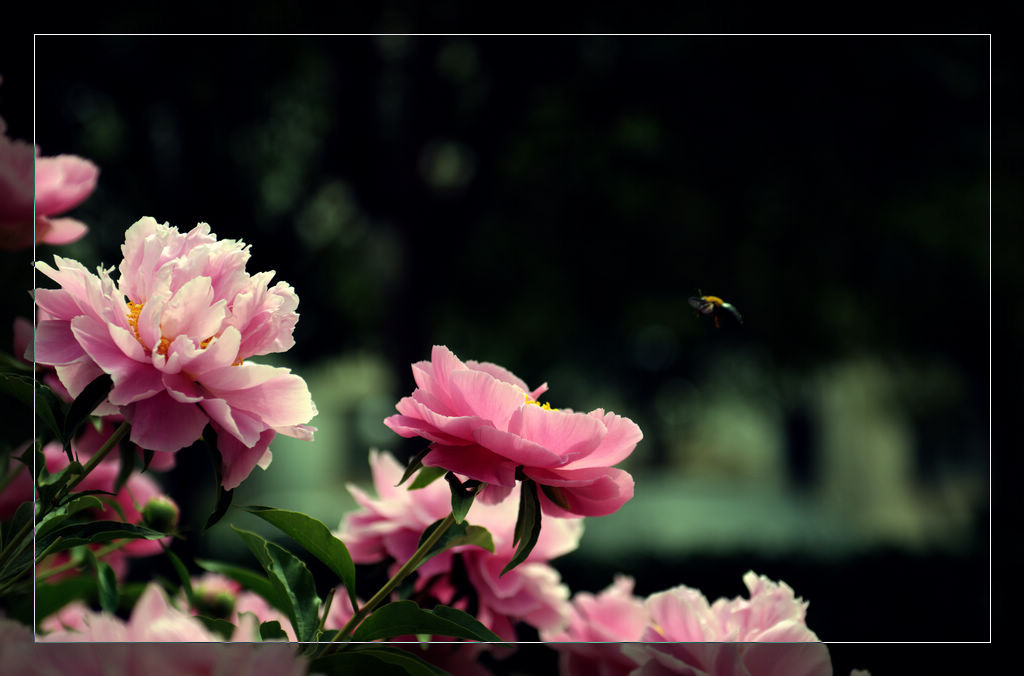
408 465 446 490
501 478 542 577
396 446 433 487
444 472 481 524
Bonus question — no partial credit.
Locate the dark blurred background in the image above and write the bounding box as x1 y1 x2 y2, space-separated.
21 35 991 642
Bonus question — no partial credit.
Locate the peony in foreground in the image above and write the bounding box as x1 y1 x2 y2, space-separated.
32 217 317 488
385 345 642 517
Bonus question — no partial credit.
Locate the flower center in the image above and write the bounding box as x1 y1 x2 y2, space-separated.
524 394 556 411
125 300 241 364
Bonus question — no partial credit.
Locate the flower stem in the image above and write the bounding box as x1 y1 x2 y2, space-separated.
0 421 131 594
60 420 130 498
322 512 457 649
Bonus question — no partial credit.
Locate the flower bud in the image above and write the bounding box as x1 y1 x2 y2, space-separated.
141 495 179 532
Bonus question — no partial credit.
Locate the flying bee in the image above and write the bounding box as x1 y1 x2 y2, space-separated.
688 292 743 328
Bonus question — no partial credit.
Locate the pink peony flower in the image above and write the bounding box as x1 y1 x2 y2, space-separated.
0 117 97 250
32 216 317 488
621 572 832 676
540 575 649 676
35 584 309 676
338 450 582 639
384 345 641 517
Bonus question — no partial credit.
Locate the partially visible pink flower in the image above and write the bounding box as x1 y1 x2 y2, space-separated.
32 216 317 488
541 575 649 676
35 584 309 675
41 582 256 642
40 600 91 634
338 450 582 639
384 345 641 517
323 585 359 631
0 117 97 250
186 573 297 641
622 572 832 676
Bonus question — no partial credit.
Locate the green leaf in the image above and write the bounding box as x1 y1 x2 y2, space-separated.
195 559 280 609
35 494 104 540
232 526 320 642
114 441 136 493
204 485 234 532
36 520 165 559
35 450 84 508
243 506 357 608
63 374 114 450
163 544 194 607
501 478 542 577
396 446 433 487
195 615 237 640
311 646 450 676
95 560 119 614
416 519 494 565
141 449 155 473
430 604 505 642
0 350 33 373
259 620 288 641
408 465 446 490
351 600 503 642
202 429 234 532
443 472 480 524
0 501 35 580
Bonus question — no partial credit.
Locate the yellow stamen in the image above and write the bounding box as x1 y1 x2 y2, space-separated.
524 394 556 411
125 301 242 364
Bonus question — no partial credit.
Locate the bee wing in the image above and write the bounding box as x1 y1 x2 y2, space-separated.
721 303 743 324
687 296 703 310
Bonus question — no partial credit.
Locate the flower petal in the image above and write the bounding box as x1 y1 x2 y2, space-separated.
126 391 209 452
423 444 518 487
216 424 275 490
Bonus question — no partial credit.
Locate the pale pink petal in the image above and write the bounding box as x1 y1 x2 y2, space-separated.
448 368 527 429
506 405 606 463
464 359 533 392
473 425 566 468
126 391 209 452
176 325 241 375
558 409 644 470
162 372 205 403
529 467 634 517
201 398 266 447
217 424 275 490
200 364 316 428
54 360 105 399
33 319 85 364
34 154 99 214
158 276 225 339
38 216 89 245
33 288 83 320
